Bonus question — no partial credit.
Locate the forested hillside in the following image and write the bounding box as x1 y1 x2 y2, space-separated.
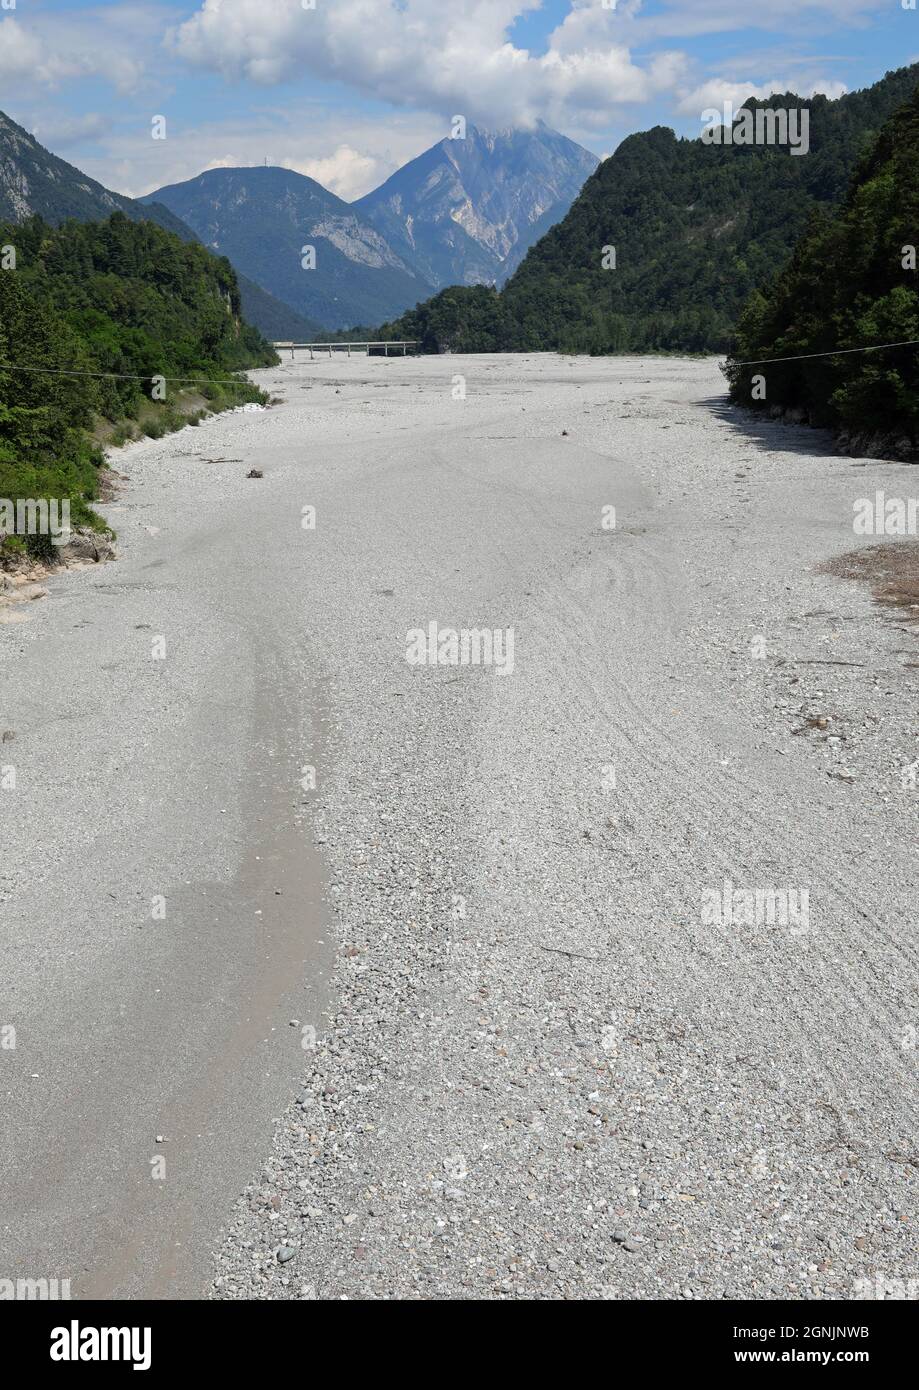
725 87 919 452
0 108 316 340
384 285 509 354
0 213 275 560
381 64 919 355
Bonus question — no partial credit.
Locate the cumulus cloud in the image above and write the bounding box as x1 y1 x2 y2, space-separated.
7 0 881 203
285 145 382 200
78 109 441 202
676 76 848 117
170 0 885 130
0 17 72 84
31 112 114 148
0 12 149 93
170 0 689 129
191 144 383 199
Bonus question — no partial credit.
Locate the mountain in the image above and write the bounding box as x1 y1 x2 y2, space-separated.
235 277 322 340
726 85 919 453
142 167 433 332
354 123 598 291
0 109 188 238
0 108 306 341
380 64 919 355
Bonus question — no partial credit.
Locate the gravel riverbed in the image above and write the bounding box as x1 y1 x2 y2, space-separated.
2 355 916 1300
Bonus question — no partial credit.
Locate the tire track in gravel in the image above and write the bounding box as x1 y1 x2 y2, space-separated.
424 390 918 1214
545 520 916 1146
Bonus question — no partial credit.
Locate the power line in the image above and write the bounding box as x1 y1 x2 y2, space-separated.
731 338 919 367
0 359 257 387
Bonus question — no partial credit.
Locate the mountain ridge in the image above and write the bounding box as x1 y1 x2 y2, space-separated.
0 109 316 339
143 124 599 331
141 165 433 332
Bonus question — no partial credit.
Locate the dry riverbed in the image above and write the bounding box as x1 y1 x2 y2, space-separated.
1 355 916 1300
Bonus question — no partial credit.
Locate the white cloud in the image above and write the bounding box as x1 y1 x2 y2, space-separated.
604 0 883 42
285 145 381 200
676 76 848 117
4 0 885 203
170 0 690 129
31 112 114 148
186 144 383 199
168 0 888 132
74 108 443 202
0 12 151 94
0 18 71 85
0 18 37 77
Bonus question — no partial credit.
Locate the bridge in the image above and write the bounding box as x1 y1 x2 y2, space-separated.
272 340 421 360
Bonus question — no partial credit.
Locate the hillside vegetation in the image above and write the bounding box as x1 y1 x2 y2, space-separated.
381 64 919 356
725 86 919 452
0 213 275 560
0 107 314 344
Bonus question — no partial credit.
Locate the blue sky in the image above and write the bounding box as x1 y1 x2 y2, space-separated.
2 0 918 200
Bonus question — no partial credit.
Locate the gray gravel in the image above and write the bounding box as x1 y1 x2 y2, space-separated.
210 355 917 1300
2 355 916 1300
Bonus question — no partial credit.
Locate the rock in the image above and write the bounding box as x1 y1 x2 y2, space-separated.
247 469 264 479
57 528 115 565
276 1245 297 1263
